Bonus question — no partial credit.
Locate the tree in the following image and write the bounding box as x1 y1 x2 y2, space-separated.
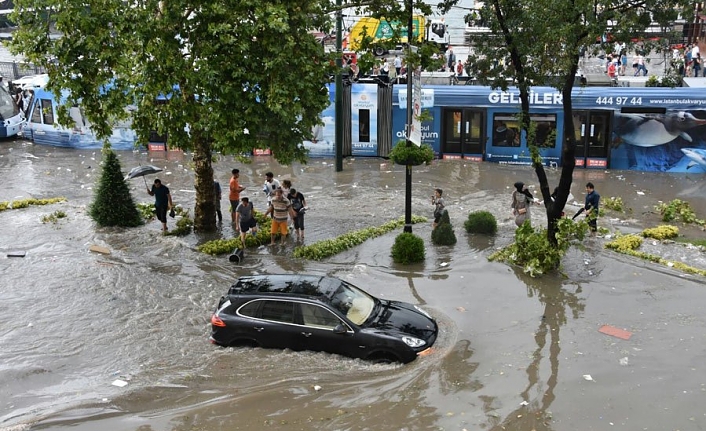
10 0 336 232
466 0 691 246
89 149 143 227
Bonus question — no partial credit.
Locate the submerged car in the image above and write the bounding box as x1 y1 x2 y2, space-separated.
210 274 438 363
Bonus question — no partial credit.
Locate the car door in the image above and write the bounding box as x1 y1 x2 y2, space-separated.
243 300 303 350
297 302 368 359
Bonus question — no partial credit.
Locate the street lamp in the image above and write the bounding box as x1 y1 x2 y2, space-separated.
404 0 413 233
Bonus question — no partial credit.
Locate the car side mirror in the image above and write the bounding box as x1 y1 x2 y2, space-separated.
333 324 348 334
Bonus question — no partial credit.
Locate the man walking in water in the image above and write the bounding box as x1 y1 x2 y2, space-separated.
584 182 600 236
147 178 173 232
229 169 245 224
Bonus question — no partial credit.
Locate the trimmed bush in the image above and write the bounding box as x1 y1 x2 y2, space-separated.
89 149 143 227
391 232 425 264
432 210 456 245
605 234 642 252
642 225 679 240
464 210 497 234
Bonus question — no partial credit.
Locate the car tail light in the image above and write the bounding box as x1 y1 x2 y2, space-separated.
211 314 226 327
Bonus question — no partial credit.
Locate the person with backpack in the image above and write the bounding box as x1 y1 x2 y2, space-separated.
287 188 307 240
511 181 534 227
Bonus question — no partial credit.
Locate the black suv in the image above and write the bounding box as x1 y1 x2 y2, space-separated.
210 274 438 363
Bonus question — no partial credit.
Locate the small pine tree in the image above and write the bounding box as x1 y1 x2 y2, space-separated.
89 148 144 227
391 232 425 264
432 210 457 245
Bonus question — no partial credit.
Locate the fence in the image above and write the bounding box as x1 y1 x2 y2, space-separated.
0 61 46 81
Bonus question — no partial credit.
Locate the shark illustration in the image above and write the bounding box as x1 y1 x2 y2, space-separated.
614 111 706 147
681 148 706 170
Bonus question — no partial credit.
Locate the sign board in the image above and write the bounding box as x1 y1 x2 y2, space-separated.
409 66 422 146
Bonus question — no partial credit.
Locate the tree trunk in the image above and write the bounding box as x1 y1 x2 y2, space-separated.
192 131 216 232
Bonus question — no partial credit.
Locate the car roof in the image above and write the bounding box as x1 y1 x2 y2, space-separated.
228 275 343 300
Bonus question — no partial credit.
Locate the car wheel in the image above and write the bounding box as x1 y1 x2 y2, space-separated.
373 46 386 57
367 352 400 364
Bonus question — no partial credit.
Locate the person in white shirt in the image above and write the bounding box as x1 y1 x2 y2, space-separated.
262 172 281 209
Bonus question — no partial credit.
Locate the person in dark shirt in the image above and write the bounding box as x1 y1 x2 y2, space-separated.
287 188 307 239
584 182 600 235
147 178 173 232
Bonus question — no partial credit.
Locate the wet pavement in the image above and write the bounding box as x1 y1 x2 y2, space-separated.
1 139 705 431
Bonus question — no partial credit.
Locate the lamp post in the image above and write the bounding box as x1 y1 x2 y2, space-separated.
334 0 343 172
403 0 413 233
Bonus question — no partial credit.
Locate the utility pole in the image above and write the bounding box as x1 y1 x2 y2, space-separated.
334 0 343 172
404 0 413 233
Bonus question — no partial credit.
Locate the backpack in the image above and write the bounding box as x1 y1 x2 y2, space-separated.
291 195 303 211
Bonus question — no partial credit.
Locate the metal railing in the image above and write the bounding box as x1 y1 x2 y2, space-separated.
0 61 46 81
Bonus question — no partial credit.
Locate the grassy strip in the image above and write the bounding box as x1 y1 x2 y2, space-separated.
198 213 275 255
0 197 67 212
605 231 706 277
293 215 428 261
675 237 706 248
612 248 706 277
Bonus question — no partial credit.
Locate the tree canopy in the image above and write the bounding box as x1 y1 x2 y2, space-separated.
465 0 692 245
10 0 336 163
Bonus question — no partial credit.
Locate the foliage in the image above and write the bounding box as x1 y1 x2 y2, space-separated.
489 218 588 277
675 237 706 248
465 0 691 257
291 215 427 261
605 235 706 277
602 196 625 213
10 0 338 233
645 73 683 88
198 212 273 254
165 211 194 236
391 232 425 264
89 149 143 228
41 210 67 224
6 197 67 210
136 202 157 220
605 234 643 252
655 199 705 225
431 210 456 245
388 140 434 166
642 225 679 240
464 210 498 234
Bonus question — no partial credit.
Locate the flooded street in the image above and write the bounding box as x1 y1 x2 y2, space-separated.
1 139 705 431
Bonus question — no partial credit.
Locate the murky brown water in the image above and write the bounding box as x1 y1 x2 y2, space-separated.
1 139 705 431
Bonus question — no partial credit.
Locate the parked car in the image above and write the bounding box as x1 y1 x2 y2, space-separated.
210 274 438 364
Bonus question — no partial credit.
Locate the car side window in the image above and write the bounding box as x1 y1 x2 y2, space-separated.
238 300 261 318
260 300 295 324
300 303 341 329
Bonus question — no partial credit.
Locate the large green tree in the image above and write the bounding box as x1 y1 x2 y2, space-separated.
10 0 335 232
466 0 691 245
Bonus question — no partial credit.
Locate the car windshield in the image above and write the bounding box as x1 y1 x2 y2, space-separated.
329 281 376 325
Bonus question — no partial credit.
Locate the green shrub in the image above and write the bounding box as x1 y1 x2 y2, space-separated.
642 225 679 240
431 210 456 245
89 149 143 227
605 234 642 252
603 196 625 212
387 140 434 166
489 218 588 277
464 210 498 234
391 232 425 264
40 210 67 224
655 199 704 225
165 211 194 236
0 201 8 211
291 215 427 260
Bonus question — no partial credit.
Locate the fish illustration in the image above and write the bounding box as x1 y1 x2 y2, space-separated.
614 111 706 147
681 148 706 170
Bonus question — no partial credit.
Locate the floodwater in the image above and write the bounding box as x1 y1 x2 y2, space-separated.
1 139 706 431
